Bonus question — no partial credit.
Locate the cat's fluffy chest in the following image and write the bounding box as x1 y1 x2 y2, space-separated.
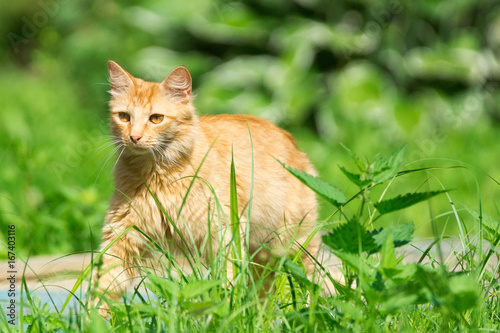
108 155 218 249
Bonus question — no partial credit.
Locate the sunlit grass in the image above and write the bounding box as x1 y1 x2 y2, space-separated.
1 147 499 332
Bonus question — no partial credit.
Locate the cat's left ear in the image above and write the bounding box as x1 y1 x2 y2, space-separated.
108 60 134 94
160 66 192 104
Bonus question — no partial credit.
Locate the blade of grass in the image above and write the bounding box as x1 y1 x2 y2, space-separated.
230 150 241 280
244 117 255 292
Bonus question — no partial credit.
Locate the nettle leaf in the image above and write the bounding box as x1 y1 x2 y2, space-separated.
372 222 414 249
339 166 371 187
413 267 480 312
280 161 346 207
330 299 363 320
375 191 446 215
385 262 418 282
324 221 415 256
372 145 406 184
333 250 377 282
146 274 180 300
379 293 419 314
448 274 480 312
462 205 500 243
380 229 396 269
322 220 378 253
341 144 366 172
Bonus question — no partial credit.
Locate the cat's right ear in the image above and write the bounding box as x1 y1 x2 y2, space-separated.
160 66 192 104
107 60 134 94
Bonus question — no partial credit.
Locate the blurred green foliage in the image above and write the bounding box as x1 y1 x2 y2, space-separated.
1 0 500 258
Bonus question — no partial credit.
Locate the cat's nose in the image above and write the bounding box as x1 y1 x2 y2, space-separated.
130 136 142 144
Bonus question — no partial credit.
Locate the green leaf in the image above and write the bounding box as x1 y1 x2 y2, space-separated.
275 258 311 311
88 310 109 331
448 274 480 312
414 265 446 296
283 258 317 290
380 229 396 269
379 293 419 314
339 166 371 187
146 274 180 300
372 145 406 184
462 205 500 243
322 220 378 253
182 280 222 299
341 144 366 172
385 262 418 282
330 300 364 320
375 191 446 215
279 161 346 207
333 250 377 282
372 222 414 248
184 301 221 316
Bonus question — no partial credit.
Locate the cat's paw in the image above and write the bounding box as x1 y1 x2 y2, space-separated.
89 294 114 319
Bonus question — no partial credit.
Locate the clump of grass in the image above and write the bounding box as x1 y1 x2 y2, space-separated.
2 146 500 332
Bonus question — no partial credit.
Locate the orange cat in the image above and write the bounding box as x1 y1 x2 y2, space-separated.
94 60 320 312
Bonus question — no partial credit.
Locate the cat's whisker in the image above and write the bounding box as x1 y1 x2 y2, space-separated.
150 147 159 165
151 143 181 167
159 139 173 146
153 146 165 164
158 139 183 154
84 134 116 143
112 146 125 173
93 145 122 185
91 139 122 154
164 146 187 165
163 148 182 167
85 137 119 150
104 145 122 166
96 134 117 140
89 135 120 146
157 150 172 166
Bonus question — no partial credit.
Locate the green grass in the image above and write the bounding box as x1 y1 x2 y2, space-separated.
2 146 499 332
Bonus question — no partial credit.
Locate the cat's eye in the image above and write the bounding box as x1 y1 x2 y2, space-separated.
118 112 130 122
149 114 164 124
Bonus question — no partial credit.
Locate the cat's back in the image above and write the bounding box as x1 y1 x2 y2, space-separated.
199 114 288 140
197 114 315 183
199 114 303 158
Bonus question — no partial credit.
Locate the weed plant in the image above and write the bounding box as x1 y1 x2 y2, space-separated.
1 146 499 332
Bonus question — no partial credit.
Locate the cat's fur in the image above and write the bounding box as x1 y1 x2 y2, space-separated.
94 60 320 312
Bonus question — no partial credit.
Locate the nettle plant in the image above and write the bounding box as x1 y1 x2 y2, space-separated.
282 145 486 325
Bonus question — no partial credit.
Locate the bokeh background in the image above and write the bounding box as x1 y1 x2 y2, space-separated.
1 0 500 259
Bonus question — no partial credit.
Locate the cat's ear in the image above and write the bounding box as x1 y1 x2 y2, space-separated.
160 66 192 103
108 60 134 94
